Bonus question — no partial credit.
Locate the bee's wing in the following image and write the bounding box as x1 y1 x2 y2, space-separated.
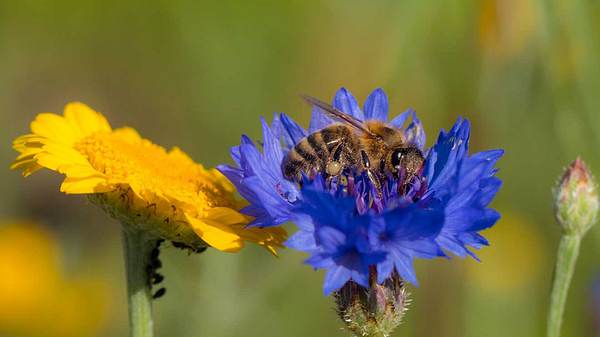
301 95 379 138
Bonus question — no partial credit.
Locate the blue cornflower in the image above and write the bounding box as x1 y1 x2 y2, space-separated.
218 87 502 295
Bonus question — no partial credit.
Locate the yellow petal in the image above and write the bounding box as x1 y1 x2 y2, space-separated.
34 152 69 171
167 147 197 167
205 168 236 193
64 102 112 136
43 143 90 164
30 113 79 146
34 143 90 172
187 216 244 252
60 164 104 179
232 225 287 256
60 176 112 194
203 207 249 225
22 163 43 177
15 148 43 161
10 158 41 174
111 127 142 144
12 134 45 150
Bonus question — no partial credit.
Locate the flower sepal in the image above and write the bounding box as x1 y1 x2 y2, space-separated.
334 269 408 337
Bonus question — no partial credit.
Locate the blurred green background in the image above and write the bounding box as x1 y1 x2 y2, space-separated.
1 0 600 336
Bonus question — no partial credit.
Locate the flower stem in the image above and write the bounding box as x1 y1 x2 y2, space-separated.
122 228 158 337
546 234 581 337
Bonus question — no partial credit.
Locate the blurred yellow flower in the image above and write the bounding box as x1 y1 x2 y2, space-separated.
478 0 538 61
465 211 545 293
0 222 109 337
11 103 286 253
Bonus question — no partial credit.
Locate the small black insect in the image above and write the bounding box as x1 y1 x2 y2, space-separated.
153 287 166 299
148 240 166 300
172 241 208 254
152 273 164 285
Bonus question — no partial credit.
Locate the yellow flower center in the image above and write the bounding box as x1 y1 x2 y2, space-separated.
74 131 235 216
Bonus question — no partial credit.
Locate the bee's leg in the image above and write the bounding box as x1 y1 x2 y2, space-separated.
395 167 407 195
366 169 383 198
359 150 383 198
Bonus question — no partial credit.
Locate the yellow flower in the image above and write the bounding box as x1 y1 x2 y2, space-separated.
11 103 286 254
478 0 538 61
0 222 110 337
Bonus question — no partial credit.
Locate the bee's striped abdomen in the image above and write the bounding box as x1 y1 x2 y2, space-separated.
306 132 329 162
281 124 356 180
283 136 323 179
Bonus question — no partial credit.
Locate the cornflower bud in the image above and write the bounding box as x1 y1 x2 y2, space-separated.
334 269 409 337
554 157 599 237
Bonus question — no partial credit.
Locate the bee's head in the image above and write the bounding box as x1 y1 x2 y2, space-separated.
386 146 425 181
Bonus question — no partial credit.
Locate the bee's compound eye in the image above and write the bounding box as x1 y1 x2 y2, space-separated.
390 149 406 169
326 161 342 176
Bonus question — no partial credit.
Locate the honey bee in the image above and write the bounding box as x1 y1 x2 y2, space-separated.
281 95 425 192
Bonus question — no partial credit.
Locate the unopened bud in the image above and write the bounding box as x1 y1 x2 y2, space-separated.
554 157 599 237
334 270 408 337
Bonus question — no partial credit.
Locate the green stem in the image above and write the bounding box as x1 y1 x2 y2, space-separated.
546 234 581 337
122 228 158 337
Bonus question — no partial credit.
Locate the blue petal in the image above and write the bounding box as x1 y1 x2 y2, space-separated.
376 259 395 284
382 205 443 240
244 176 291 221
458 149 504 191
217 165 259 205
351 269 370 288
458 232 489 248
435 235 469 258
309 105 334 133
291 213 316 231
261 117 284 172
317 226 347 252
397 240 445 258
285 230 317 251
363 88 388 121
394 258 418 286
476 177 503 206
425 118 471 191
306 254 335 269
405 115 426 150
379 248 418 286
280 113 307 149
333 88 364 120
323 266 352 295
217 164 242 183
230 145 242 166
389 108 415 129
